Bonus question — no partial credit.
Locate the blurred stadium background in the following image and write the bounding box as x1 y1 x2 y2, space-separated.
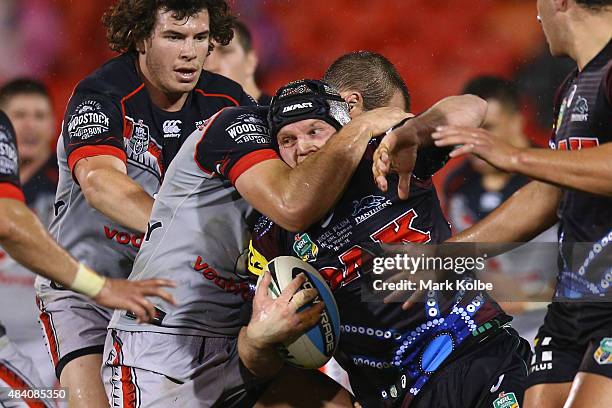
1 0 573 159
0 0 572 396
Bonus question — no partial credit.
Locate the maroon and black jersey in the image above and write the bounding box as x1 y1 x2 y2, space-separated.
549 40 612 299
250 137 507 407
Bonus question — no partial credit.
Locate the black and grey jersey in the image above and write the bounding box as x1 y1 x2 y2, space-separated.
109 106 279 337
37 53 253 298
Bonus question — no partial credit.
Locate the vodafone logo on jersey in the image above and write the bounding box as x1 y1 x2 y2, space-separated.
104 226 144 249
163 120 182 138
194 256 254 301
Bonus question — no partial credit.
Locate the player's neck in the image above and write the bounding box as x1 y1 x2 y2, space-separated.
568 14 612 71
147 86 189 112
243 79 261 101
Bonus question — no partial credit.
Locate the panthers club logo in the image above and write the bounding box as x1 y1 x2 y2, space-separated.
126 118 150 157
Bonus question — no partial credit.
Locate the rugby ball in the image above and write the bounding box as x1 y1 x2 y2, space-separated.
257 256 340 369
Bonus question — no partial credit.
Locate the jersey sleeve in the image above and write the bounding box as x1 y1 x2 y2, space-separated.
413 144 451 179
248 213 288 276
63 92 125 174
194 108 279 185
0 110 24 202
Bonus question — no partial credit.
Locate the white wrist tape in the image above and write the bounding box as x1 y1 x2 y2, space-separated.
71 263 106 298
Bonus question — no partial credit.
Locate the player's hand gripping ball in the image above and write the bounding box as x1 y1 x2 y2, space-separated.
256 256 341 369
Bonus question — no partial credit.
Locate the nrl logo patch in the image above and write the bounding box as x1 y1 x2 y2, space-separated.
127 119 150 156
293 233 319 262
594 337 612 365
492 391 519 408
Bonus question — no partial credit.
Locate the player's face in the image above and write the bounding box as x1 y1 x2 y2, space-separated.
3 93 54 163
140 8 211 96
277 119 336 167
204 33 254 87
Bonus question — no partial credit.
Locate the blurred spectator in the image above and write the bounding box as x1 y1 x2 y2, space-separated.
444 75 555 341
0 0 61 80
444 76 530 230
204 20 272 104
0 78 57 226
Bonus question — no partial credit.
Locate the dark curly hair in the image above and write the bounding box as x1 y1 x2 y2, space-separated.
102 0 235 54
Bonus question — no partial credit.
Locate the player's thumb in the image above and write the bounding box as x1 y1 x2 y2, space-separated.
398 172 412 200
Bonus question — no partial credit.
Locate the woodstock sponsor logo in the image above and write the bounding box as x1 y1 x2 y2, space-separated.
226 121 269 144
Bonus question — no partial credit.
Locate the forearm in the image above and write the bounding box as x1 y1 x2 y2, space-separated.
401 95 488 149
449 181 560 243
511 143 612 196
0 200 79 286
238 327 284 378
82 169 154 232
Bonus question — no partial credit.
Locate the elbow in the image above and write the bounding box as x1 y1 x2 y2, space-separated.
464 94 488 127
0 202 27 242
0 217 13 241
275 203 311 232
79 170 107 209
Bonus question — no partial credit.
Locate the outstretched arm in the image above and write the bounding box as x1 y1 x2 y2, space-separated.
432 126 612 196
373 94 488 199
448 180 561 243
75 155 154 233
0 197 175 322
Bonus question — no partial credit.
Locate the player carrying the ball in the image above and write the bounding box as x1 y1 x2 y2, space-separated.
100 69 409 405
242 54 531 408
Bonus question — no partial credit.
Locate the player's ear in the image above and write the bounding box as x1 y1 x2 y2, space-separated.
340 90 364 118
135 37 148 54
554 0 569 12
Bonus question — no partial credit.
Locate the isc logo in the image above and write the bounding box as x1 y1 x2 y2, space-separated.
104 226 144 249
282 102 313 113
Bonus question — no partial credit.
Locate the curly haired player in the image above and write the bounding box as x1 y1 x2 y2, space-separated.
34 1 255 406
